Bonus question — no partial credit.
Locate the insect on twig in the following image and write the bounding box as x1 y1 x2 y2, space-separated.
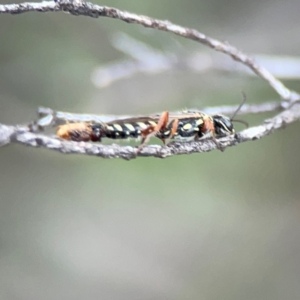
56 94 248 151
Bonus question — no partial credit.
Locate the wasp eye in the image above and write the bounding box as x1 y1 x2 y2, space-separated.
213 115 234 136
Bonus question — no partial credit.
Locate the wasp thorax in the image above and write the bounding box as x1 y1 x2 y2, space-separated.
212 115 235 137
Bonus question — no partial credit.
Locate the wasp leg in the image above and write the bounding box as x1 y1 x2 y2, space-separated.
201 116 224 151
137 111 169 152
204 132 223 152
212 136 224 151
164 119 179 146
198 131 224 151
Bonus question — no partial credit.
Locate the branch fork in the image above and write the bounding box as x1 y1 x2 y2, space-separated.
0 0 299 159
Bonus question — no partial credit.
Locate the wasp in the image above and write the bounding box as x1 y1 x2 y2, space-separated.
56 93 247 150
56 112 244 151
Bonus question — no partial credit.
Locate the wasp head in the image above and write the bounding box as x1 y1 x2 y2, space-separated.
212 115 235 137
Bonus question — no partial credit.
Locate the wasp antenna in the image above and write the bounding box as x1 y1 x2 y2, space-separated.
230 91 247 121
232 119 249 128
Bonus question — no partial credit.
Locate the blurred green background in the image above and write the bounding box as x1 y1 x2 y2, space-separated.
1 0 300 299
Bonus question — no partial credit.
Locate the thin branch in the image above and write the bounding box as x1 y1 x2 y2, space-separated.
191 101 282 116
91 33 176 88
0 102 299 160
1 0 300 159
0 0 298 102
34 101 282 129
91 33 300 88
35 107 133 128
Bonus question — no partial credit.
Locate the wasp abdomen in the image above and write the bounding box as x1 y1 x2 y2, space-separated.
104 122 144 139
56 123 93 142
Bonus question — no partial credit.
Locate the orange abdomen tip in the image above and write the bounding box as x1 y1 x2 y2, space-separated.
56 125 71 140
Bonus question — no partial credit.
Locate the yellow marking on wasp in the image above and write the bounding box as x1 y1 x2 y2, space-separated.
107 125 114 131
137 122 147 129
195 119 204 126
183 123 192 130
148 121 157 126
164 130 170 135
124 123 135 131
113 124 123 131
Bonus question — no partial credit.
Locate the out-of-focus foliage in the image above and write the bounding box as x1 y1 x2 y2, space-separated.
1 0 300 299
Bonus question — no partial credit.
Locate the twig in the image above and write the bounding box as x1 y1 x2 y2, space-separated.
91 33 176 88
35 107 132 128
34 101 282 130
1 0 299 102
1 0 300 159
91 33 300 88
193 101 282 116
0 102 299 160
